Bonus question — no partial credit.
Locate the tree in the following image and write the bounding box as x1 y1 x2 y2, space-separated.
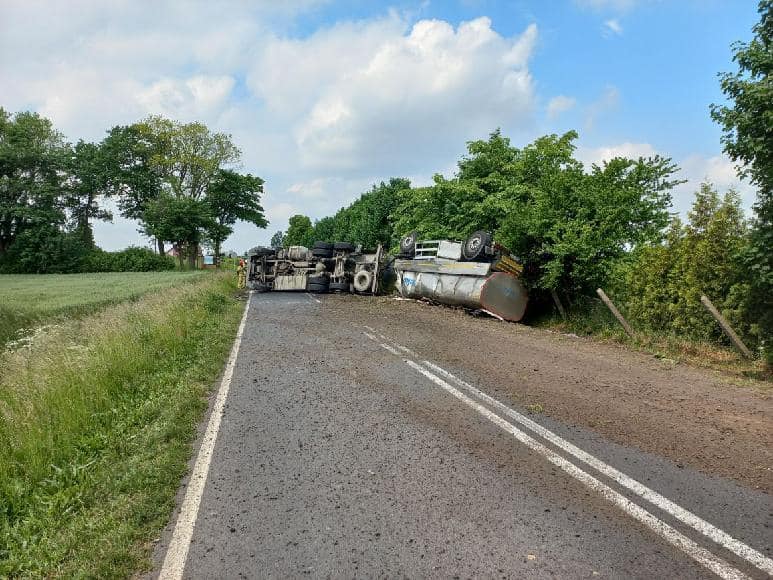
143 195 214 269
394 130 680 295
205 169 267 263
711 0 772 195
622 184 752 344
284 215 314 247
137 116 241 261
0 109 70 260
67 140 113 248
99 124 163 252
270 230 285 248
711 0 772 364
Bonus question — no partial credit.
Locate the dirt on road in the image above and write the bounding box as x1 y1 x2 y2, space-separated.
326 294 772 493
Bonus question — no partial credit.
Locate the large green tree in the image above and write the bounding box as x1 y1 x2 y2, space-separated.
205 169 267 262
394 130 680 295
67 140 113 248
143 194 214 269
99 124 163 251
0 109 71 260
711 0 772 364
284 214 314 247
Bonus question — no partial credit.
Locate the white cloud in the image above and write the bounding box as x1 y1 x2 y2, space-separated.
577 142 657 166
547 95 577 119
603 19 623 35
250 17 539 176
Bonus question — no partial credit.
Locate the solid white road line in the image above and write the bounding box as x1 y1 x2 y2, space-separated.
159 292 253 580
420 360 773 576
405 360 749 580
362 328 770 577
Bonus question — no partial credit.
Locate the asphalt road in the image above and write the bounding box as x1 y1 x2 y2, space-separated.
153 292 772 579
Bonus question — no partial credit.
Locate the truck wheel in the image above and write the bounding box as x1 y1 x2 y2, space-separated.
333 242 355 252
353 270 373 293
399 231 417 257
462 230 492 261
307 283 328 293
311 248 333 258
329 280 350 292
313 241 333 250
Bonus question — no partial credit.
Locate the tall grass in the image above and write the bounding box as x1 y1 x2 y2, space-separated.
0 273 243 577
0 271 208 347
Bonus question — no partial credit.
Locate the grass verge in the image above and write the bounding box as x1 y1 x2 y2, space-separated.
534 298 770 384
0 273 244 577
0 271 208 347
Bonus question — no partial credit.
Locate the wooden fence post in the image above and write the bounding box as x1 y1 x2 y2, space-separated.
699 295 753 359
596 288 635 338
550 289 567 321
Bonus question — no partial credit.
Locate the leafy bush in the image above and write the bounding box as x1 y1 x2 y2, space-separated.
616 184 756 347
82 247 175 272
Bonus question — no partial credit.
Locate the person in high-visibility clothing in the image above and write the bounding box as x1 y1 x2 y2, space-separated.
237 258 247 289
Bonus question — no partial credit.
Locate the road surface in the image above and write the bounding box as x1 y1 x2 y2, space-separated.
153 292 772 579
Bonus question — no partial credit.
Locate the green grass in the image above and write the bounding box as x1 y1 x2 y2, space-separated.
0 273 244 577
0 271 208 347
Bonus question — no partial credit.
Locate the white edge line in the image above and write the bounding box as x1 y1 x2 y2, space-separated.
420 360 773 576
405 360 748 580
159 292 252 580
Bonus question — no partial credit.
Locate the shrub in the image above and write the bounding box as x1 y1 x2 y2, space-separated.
82 247 175 272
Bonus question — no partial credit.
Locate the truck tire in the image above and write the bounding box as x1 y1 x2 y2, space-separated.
333 242 355 252
313 241 333 250
311 247 333 258
399 231 417 257
462 230 492 261
329 280 350 293
307 274 329 293
353 270 373 293
249 246 274 257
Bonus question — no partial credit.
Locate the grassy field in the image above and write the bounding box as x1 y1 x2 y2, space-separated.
0 272 244 577
0 271 208 347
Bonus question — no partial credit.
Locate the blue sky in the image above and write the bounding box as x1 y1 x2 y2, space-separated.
0 0 759 252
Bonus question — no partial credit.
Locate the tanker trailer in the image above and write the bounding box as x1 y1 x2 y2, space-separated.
392 231 528 322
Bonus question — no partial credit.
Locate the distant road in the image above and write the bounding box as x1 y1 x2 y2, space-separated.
153 292 772 579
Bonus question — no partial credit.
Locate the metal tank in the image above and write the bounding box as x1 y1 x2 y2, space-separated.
393 235 528 322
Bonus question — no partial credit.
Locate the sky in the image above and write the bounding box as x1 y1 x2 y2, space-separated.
0 0 760 253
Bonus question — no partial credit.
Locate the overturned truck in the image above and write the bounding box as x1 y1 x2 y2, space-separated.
248 231 528 322
248 241 384 294
393 231 529 322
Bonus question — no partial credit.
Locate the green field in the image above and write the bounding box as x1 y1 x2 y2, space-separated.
0 272 243 577
0 271 208 347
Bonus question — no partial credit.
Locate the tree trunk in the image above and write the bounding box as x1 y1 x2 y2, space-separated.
188 243 198 269
214 239 221 267
157 238 165 256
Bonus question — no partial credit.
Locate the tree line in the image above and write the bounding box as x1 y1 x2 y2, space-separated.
0 111 267 272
